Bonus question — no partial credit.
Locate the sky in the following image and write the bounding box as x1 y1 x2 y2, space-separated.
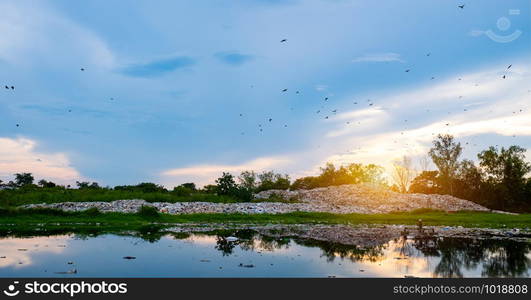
0 0 530 187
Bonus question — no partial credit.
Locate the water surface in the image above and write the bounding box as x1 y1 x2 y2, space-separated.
0 231 529 277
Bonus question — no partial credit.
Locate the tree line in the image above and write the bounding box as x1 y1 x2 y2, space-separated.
1 134 529 211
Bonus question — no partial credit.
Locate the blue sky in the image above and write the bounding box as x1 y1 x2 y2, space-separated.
0 0 530 187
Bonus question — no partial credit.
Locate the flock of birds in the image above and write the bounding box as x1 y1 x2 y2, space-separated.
3 3 528 159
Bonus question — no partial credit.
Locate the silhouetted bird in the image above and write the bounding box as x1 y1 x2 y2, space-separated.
268 118 272 122
405 69 410 72
10 86 14 90
80 68 85 71
502 75 506 79
16 124 19 127
507 64 512 69
282 88 288 92
324 97 328 101
458 4 465 9
280 39 287 43
4 86 8 89
296 91 300 94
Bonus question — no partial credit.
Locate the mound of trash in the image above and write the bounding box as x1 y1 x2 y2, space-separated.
23 184 492 214
254 183 490 213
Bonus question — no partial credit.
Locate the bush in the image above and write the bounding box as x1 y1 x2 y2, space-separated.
136 205 160 218
171 186 192 197
83 207 101 216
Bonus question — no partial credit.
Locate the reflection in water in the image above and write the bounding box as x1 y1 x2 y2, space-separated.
0 230 529 278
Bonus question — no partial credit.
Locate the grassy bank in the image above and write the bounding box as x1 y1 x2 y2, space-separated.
1 208 530 232
0 188 241 207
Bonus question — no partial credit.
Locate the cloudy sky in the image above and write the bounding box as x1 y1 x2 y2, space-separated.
0 0 530 187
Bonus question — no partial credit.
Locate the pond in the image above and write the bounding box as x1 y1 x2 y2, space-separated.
0 230 529 278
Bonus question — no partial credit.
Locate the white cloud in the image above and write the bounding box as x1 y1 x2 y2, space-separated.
160 156 293 187
0 1 115 68
317 60 531 178
161 59 531 186
351 52 404 63
0 137 84 185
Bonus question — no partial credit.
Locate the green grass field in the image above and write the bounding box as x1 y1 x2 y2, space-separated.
1 208 530 233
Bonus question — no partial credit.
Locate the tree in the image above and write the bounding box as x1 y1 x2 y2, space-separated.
392 156 415 193
215 172 238 195
180 183 196 191
14 173 34 187
428 134 462 195
256 171 290 192
454 160 483 201
409 171 440 194
38 179 56 188
478 146 531 208
76 181 101 189
238 171 258 191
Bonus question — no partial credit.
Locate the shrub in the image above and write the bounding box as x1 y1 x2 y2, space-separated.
136 205 160 218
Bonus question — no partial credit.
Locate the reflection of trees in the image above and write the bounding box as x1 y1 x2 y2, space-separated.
293 238 385 263
214 229 258 255
424 238 530 278
256 235 291 252
481 242 530 277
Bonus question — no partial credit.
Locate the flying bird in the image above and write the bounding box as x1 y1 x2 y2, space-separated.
458 4 465 9
80 68 85 71
507 64 512 69
280 39 287 43
502 75 506 79
268 118 272 122
10 86 14 90
282 88 288 92
405 69 410 72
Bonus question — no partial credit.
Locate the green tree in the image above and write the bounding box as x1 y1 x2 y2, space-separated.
428 134 462 195
76 181 101 189
256 171 290 192
215 172 238 195
409 171 440 194
14 173 34 187
478 146 531 209
238 171 258 191
454 160 483 202
38 179 57 188
180 183 196 191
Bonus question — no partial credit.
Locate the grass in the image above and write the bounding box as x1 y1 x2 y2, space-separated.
0 208 530 233
0 188 239 207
